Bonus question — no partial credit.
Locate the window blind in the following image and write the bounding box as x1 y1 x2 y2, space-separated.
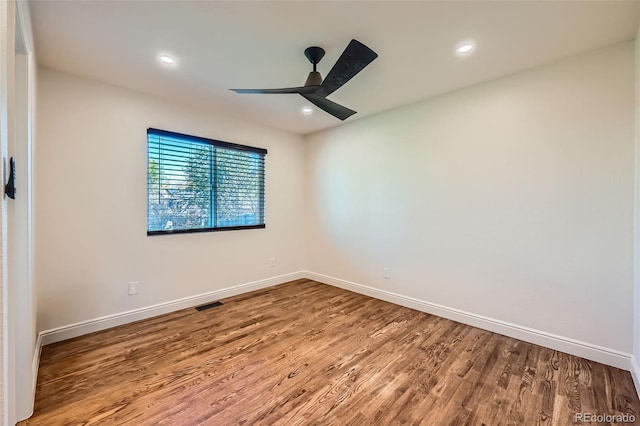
147 128 266 235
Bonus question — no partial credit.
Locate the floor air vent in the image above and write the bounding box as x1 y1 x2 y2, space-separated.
195 301 223 311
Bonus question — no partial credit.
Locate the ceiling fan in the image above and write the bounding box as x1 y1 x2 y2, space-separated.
231 39 378 121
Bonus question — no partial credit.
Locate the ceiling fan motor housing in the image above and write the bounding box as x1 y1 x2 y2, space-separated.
305 71 323 87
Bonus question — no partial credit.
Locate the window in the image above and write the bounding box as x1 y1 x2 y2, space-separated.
147 128 266 235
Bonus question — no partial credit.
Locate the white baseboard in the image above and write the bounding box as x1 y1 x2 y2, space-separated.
39 271 306 346
304 271 633 371
33 270 635 376
631 356 640 400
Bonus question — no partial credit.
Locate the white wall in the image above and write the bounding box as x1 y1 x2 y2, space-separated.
305 42 635 358
35 67 305 332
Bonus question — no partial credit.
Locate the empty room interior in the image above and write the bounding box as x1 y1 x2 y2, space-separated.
4 0 640 424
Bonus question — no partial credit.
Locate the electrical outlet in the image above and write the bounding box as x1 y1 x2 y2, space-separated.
269 257 276 268
383 267 390 279
128 281 138 295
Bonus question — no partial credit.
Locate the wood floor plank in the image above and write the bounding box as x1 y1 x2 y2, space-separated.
19 279 640 425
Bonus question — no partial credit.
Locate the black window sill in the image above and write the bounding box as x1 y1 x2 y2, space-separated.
147 224 265 236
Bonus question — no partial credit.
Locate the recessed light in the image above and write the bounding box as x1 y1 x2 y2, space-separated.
159 55 174 64
456 42 475 55
302 106 313 115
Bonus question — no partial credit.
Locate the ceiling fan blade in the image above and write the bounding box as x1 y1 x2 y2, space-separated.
231 86 318 95
301 93 356 121
315 39 378 97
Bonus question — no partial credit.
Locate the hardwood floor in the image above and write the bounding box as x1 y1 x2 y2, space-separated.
21 279 640 425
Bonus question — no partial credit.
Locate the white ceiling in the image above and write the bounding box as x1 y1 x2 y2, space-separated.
30 1 639 135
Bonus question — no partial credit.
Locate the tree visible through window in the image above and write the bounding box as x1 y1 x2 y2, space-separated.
147 128 266 235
